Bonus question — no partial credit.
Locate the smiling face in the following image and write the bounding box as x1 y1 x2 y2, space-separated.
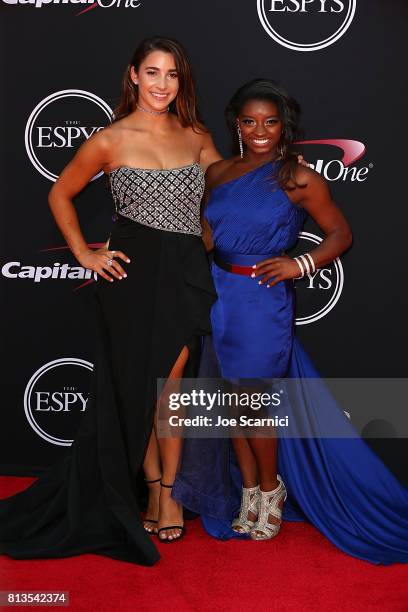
238 98 283 158
131 50 180 112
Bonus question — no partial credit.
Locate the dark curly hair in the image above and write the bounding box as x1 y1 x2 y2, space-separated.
225 79 305 190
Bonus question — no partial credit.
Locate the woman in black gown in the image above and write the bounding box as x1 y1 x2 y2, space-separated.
0 37 221 565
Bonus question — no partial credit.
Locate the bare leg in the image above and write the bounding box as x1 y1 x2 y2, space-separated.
232 438 258 487
247 437 279 491
231 437 259 532
157 345 189 541
232 382 282 534
142 429 162 533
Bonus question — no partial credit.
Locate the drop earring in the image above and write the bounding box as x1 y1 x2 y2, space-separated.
237 121 244 158
278 130 286 159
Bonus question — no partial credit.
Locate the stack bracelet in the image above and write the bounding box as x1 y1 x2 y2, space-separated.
293 253 316 279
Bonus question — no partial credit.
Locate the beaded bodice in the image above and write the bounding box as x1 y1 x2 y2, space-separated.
109 162 204 235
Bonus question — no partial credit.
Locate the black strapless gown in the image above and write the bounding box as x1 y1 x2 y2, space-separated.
0 163 216 566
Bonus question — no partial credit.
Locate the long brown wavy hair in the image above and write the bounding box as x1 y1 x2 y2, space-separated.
113 36 205 132
225 79 306 191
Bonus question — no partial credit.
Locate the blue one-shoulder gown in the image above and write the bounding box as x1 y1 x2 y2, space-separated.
173 161 408 565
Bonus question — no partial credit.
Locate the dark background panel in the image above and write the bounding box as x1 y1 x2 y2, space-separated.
0 0 407 480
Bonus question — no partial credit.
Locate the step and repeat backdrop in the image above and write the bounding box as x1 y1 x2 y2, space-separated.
1 0 407 480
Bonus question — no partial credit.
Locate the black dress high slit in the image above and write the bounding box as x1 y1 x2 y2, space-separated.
0 162 216 566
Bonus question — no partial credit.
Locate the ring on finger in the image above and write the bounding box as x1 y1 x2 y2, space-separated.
107 259 113 267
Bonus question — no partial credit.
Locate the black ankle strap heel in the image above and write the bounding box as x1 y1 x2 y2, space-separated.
157 482 186 543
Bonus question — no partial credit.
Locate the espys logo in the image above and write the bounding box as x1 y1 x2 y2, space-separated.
299 139 371 182
24 358 93 446
1 243 104 290
293 231 344 325
257 0 356 52
25 90 112 182
2 0 141 16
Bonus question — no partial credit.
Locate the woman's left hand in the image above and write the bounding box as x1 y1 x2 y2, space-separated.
251 255 301 287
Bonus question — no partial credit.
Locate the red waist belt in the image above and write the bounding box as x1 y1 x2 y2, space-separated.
213 254 255 276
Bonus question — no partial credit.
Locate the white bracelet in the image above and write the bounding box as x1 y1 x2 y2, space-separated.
304 252 316 273
294 256 305 279
294 253 316 279
299 254 310 275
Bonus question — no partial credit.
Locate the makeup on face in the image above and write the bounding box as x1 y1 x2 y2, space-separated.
134 51 179 111
238 99 283 154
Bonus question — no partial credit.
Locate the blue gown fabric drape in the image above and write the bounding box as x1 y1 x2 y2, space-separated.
173 161 408 565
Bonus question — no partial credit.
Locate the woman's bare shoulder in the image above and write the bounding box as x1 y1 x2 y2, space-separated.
103 118 134 139
95 120 137 155
73 123 116 159
205 158 236 188
292 163 325 187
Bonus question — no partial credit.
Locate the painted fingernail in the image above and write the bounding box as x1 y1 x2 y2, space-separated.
252 264 256 269
251 273 255 278
258 280 262 285
119 276 123 280
123 273 128 278
110 279 113 282
127 259 131 263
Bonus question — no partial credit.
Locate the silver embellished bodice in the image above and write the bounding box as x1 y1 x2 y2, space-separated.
109 162 204 235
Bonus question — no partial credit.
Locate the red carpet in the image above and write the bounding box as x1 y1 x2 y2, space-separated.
0 477 407 611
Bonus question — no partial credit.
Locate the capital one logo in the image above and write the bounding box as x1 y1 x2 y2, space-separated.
2 0 141 14
299 139 372 182
1 242 105 291
257 0 356 52
294 232 344 325
24 358 93 446
25 90 112 182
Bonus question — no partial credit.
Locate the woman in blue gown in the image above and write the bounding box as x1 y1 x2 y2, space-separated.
173 79 408 564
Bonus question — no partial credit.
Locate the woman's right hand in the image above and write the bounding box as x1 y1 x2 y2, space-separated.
77 247 130 282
